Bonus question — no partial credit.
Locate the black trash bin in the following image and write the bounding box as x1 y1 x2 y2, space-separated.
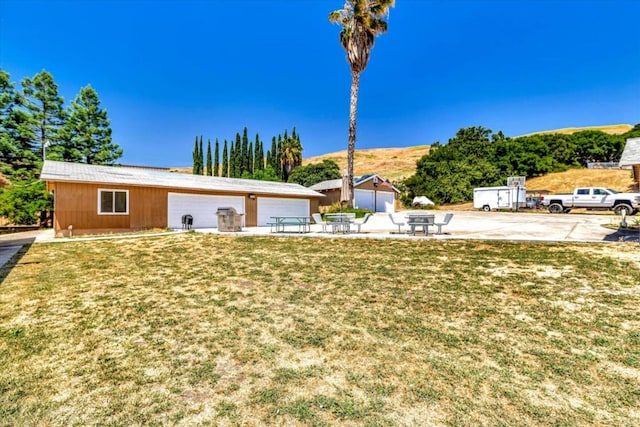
181 214 193 230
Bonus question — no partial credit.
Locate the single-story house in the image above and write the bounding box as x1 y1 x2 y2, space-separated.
310 174 400 213
619 137 640 191
40 160 324 237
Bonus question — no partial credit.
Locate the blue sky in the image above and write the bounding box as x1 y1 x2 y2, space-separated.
1 0 639 167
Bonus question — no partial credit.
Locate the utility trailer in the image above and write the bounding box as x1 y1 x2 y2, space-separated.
473 186 527 212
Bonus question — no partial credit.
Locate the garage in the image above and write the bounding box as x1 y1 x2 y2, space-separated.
375 191 395 213
257 197 309 226
354 189 375 211
168 193 244 228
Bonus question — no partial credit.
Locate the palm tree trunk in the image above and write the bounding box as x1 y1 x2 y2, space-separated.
347 69 360 209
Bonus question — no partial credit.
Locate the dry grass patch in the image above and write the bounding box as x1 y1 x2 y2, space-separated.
1 235 639 425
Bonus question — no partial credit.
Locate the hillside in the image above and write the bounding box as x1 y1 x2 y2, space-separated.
526 168 636 193
303 124 634 182
303 145 430 181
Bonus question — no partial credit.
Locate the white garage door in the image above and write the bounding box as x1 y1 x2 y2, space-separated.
257 197 309 226
168 193 244 229
376 191 395 213
354 189 375 211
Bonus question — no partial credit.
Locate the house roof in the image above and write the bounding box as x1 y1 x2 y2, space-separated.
619 137 640 167
310 174 400 193
41 161 324 198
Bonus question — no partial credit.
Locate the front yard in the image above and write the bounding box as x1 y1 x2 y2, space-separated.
1 234 639 425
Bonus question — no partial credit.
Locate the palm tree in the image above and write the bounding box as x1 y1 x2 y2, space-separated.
279 131 303 181
329 0 394 208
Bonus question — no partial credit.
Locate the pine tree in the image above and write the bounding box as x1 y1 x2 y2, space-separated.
222 139 228 177
192 136 199 174
214 138 219 176
206 139 212 176
55 85 122 165
20 70 65 161
0 69 38 181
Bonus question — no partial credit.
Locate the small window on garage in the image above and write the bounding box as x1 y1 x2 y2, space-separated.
98 189 129 214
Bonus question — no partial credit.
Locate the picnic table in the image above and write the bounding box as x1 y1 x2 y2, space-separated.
325 213 355 234
268 216 311 233
406 213 435 235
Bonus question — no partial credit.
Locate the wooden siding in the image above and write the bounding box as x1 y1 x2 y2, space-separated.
633 165 640 191
49 181 320 235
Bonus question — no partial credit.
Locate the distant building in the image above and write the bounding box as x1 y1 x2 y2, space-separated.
310 174 399 213
619 137 640 191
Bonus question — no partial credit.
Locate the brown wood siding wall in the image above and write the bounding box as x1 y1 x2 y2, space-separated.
50 181 318 234
633 165 640 191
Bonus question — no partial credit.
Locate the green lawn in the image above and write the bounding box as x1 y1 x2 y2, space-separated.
1 234 639 426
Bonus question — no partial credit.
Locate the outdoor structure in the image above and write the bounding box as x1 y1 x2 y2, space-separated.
40 161 323 237
619 137 640 191
310 174 400 213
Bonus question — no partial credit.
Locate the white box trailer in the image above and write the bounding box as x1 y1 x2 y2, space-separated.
473 186 526 211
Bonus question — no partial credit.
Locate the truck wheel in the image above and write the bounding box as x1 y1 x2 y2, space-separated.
613 204 633 216
482 205 490 212
548 203 564 214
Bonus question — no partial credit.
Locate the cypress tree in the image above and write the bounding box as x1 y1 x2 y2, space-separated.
214 138 219 176
206 139 212 176
192 136 198 174
254 133 262 171
270 136 278 172
222 139 228 177
248 141 254 175
234 132 241 178
241 127 249 175
229 143 235 178
198 136 204 175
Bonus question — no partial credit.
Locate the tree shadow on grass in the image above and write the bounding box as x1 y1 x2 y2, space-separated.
0 237 35 285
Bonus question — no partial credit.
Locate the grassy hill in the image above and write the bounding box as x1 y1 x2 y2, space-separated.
303 145 430 182
304 124 635 192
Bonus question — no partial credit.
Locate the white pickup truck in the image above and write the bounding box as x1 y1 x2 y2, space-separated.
540 187 640 215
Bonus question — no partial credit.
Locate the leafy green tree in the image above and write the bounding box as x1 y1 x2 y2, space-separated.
222 139 228 177
252 166 281 182
214 138 220 176
288 159 341 186
0 180 51 224
329 0 394 207
21 70 65 160
206 139 212 176
54 85 122 165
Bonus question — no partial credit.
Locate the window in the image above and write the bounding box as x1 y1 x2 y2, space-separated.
576 189 589 195
98 189 128 214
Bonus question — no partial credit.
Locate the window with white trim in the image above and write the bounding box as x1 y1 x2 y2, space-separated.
98 189 129 214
